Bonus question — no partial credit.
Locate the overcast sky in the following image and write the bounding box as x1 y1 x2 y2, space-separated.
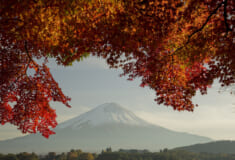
0 56 235 141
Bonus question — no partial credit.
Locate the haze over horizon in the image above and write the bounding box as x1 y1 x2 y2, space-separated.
0 56 235 141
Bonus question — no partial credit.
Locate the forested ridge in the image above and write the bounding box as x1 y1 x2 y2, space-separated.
175 140 235 154
1 148 235 160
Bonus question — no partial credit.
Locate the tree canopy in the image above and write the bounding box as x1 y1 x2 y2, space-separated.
0 0 234 138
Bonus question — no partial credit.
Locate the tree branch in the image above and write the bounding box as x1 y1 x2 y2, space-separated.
171 1 225 56
8 41 36 89
24 41 37 67
223 0 232 35
0 17 24 23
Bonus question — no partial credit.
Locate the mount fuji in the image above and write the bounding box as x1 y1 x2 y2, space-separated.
0 103 212 154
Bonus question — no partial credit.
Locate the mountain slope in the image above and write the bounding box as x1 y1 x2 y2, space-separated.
174 140 235 154
0 103 212 154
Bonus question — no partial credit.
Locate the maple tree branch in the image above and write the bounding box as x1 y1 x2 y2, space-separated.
187 1 224 42
223 0 232 35
7 41 39 95
0 17 24 23
24 41 32 72
24 41 37 68
171 1 225 56
8 42 34 88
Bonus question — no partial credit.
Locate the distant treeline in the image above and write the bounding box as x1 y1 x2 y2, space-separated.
1 148 235 160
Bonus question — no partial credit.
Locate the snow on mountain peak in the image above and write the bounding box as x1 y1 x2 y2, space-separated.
58 103 150 129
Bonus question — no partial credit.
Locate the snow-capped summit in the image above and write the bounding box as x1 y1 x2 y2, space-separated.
58 102 150 129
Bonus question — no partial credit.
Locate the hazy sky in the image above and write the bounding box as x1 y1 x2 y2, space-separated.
0 56 235 141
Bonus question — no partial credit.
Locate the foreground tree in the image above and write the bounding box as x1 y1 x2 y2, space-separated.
0 0 234 137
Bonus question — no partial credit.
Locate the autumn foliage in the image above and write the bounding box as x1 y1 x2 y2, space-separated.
0 0 234 137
